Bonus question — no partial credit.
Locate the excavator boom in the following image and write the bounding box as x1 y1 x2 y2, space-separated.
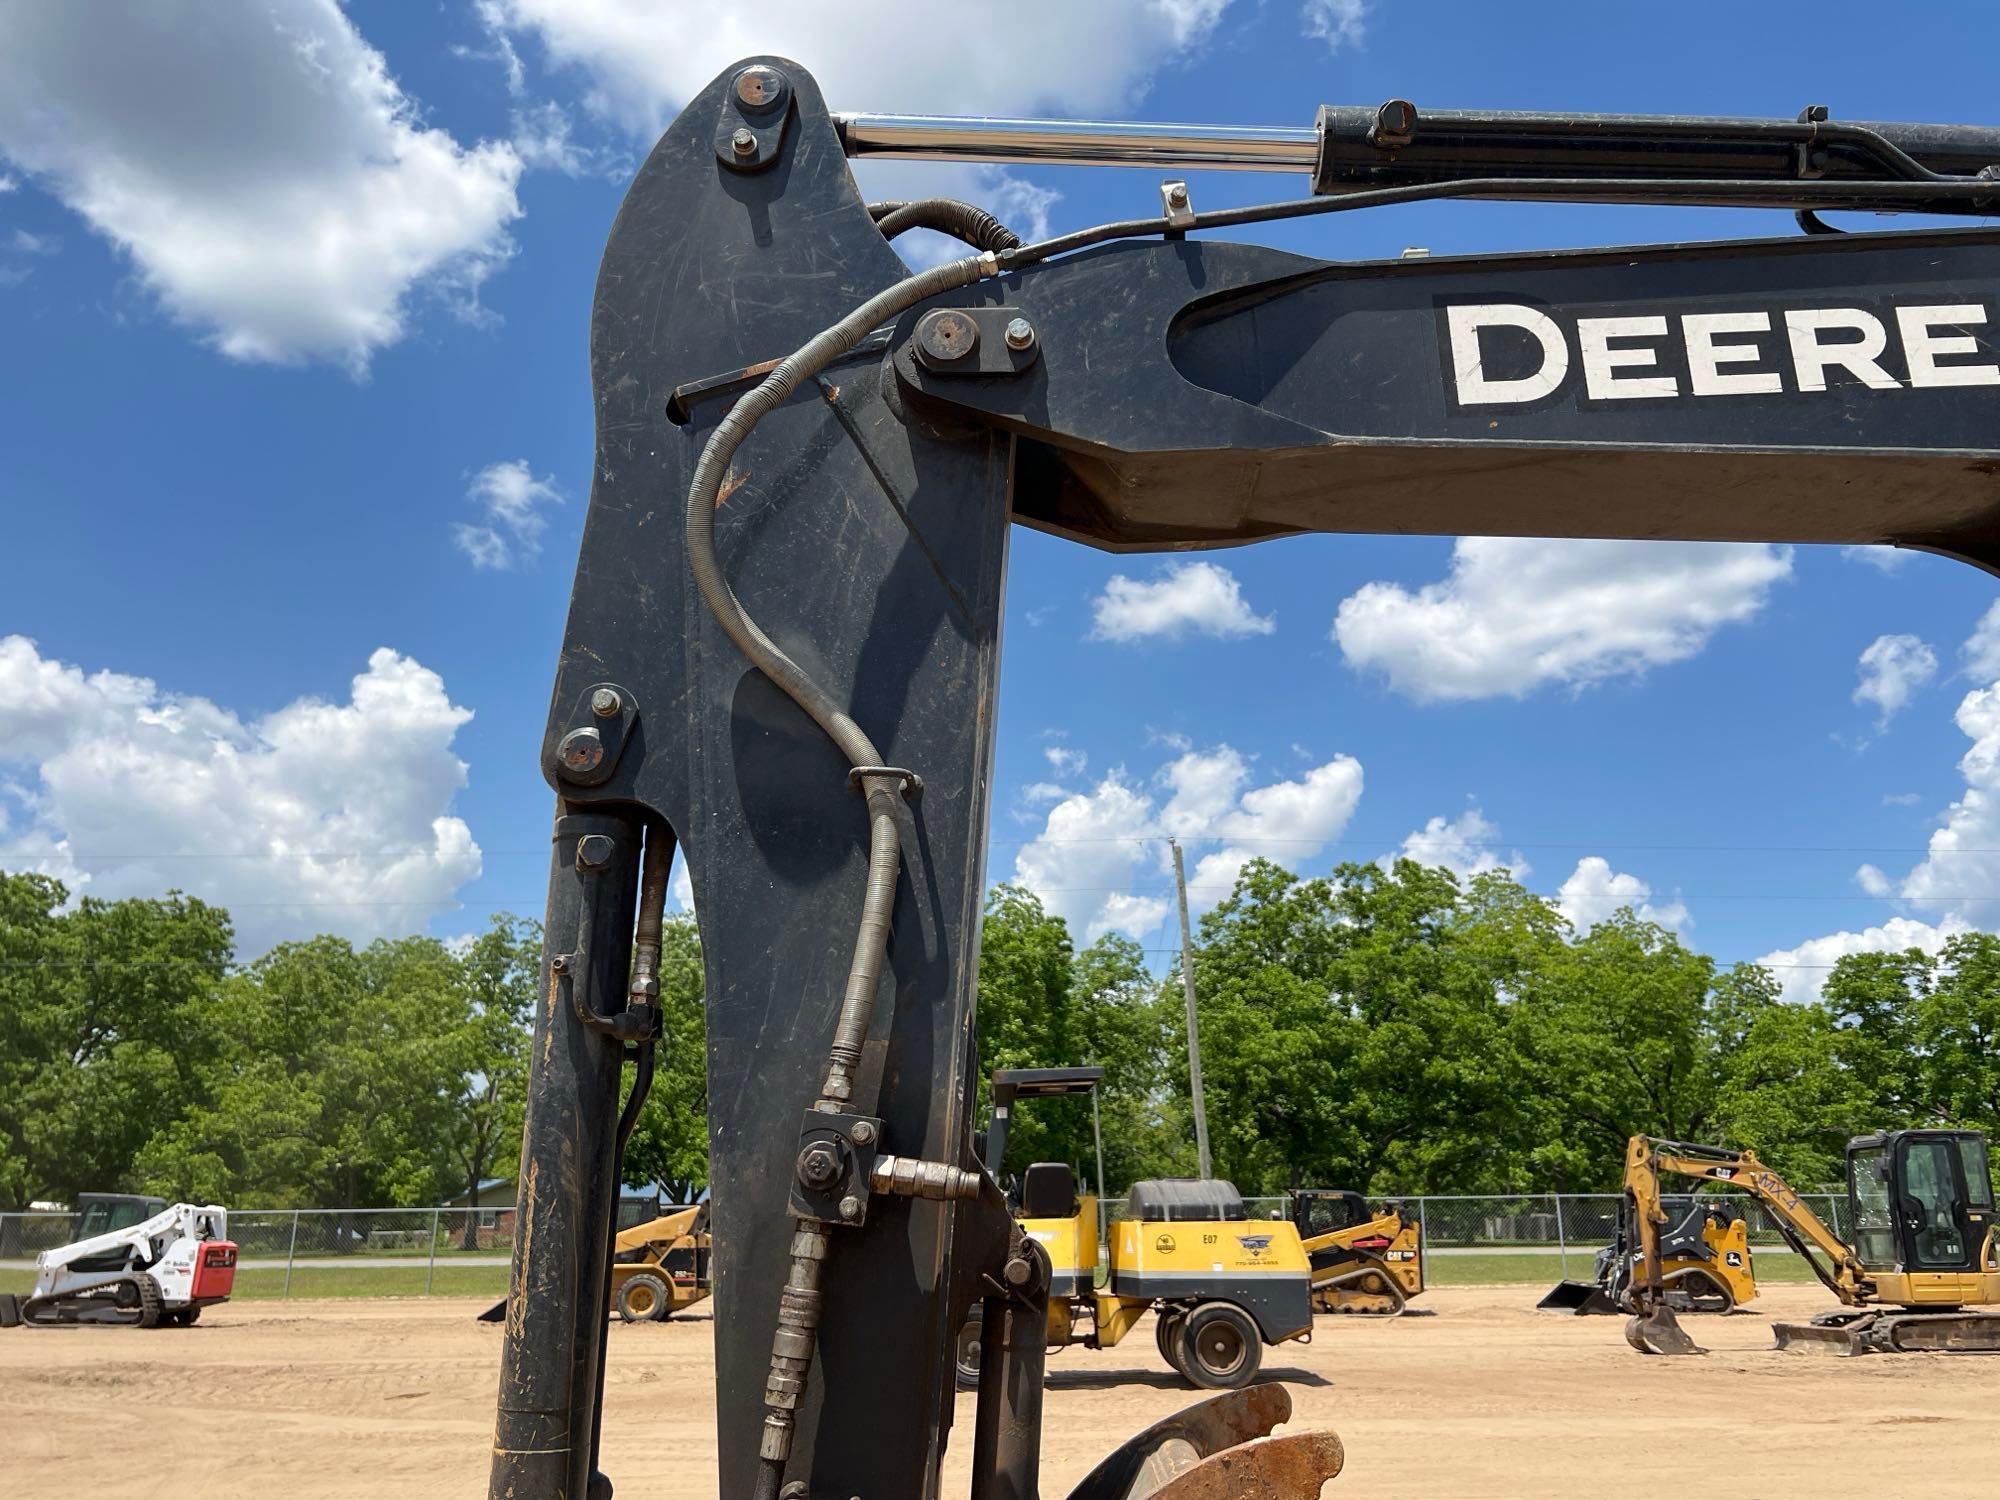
491 59 2000 1497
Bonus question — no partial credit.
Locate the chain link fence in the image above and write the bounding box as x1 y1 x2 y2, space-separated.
2 1188 1853 1299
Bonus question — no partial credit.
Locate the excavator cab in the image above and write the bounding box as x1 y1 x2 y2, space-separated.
1847 1130 1996 1279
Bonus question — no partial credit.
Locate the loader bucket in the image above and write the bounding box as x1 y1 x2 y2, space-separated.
1625 1305 1704 1356
1537 1280 1621 1315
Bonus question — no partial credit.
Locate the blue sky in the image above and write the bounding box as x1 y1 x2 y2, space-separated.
5 0 2000 997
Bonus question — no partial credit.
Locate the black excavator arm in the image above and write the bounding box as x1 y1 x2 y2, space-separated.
489 58 2000 1500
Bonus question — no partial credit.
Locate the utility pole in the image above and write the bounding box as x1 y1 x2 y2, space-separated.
1169 837 1214 1179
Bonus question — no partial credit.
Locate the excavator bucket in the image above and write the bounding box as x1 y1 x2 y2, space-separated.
1625 1305 1705 1356
1537 1280 1621 1315
1065 1386 1340 1499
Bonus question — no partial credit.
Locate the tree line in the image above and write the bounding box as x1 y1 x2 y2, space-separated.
4 857 1997 1215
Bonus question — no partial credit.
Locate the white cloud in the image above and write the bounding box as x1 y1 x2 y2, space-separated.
1883 791 1922 807
1091 561 1276 643
1962 600 2000 684
1556 856 1688 933
0 174 16 193
1895 683 2000 918
454 459 563 570
1853 633 1937 728
1393 805 1528 880
0 1 524 372
1334 538 1792 703
1855 863 1893 897
0 637 481 954
1756 915 1969 1005
1012 743 1362 939
1841 545 1914 573
11 230 55 256
1045 744 1088 777
485 0 1230 136
1301 0 1368 49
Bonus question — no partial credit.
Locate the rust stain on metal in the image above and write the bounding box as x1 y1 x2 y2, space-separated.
1146 1431 1345 1499
717 468 750 507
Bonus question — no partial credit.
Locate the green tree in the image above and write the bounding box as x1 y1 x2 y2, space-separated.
0 873 231 1213
1918 933 2000 1138
137 934 462 1211
973 886 1088 1180
441 914 539 1244
622 913 710 1201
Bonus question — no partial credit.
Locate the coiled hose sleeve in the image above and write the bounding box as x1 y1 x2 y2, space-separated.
868 197 1021 251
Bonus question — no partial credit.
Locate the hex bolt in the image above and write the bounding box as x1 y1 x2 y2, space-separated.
839 1195 862 1221
1166 182 1189 206
850 1120 876 1146
798 1143 843 1190
1004 317 1036 352
558 726 604 776
731 127 757 156
590 687 622 718
576 833 616 870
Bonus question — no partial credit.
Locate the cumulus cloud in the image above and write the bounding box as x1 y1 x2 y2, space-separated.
1756 915 1970 1006
1091 561 1276 643
1012 742 1362 940
1841 545 1914 573
1392 805 1528 880
0 1 524 372
1962 600 2000 684
454 460 563 569
1556 856 1688 933
1301 0 1368 49
1853 633 1937 728
1334 538 1792 702
0 637 481 954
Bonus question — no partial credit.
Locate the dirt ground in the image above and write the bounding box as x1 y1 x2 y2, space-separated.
6 1283 1998 1498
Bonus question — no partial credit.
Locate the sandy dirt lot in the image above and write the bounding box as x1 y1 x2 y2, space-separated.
5 1283 1998 1498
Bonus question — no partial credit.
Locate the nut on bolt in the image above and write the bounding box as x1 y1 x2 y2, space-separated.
839 1195 862 1221
590 687 622 718
1004 317 1036 352
575 833 616 869
797 1143 843 1191
850 1120 876 1146
731 127 758 156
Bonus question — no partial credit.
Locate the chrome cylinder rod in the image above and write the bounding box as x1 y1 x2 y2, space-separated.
832 112 1318 173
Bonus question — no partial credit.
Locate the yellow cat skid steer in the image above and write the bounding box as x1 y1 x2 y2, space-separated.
1290 1190 1425 1315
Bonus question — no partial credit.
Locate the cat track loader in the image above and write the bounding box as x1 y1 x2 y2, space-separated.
1289 1190 1425 1315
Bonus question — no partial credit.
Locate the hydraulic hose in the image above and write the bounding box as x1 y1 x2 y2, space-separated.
682 249 999 1500
868 197 1022 251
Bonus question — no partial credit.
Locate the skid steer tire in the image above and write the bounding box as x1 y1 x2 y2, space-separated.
617 1273 672 1324
1178 1302 1261 1390
168 1306 202 1327
0 1294 19 1329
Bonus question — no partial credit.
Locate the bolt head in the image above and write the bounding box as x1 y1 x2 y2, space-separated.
798 1143 843 1190
849 1120 876 1146
839 1195 862 1221
559 726 605 776
576 833 616 869
1167 182 1189 204
1003 317 1036 352
590 687 622 718
731 126 758 155
735 65 787 110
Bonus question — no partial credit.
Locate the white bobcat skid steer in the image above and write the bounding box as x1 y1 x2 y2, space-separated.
0 1203 236 1328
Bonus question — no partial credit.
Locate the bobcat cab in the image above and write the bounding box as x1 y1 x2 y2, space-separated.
963 1066 1314 1389
1288 1189 1427 1315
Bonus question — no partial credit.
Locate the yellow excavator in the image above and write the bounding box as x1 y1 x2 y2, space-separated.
1620 1131 2000 1356
1289 1191 1426 1315
1540 1196 1756 1316
478 1203 710 1324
